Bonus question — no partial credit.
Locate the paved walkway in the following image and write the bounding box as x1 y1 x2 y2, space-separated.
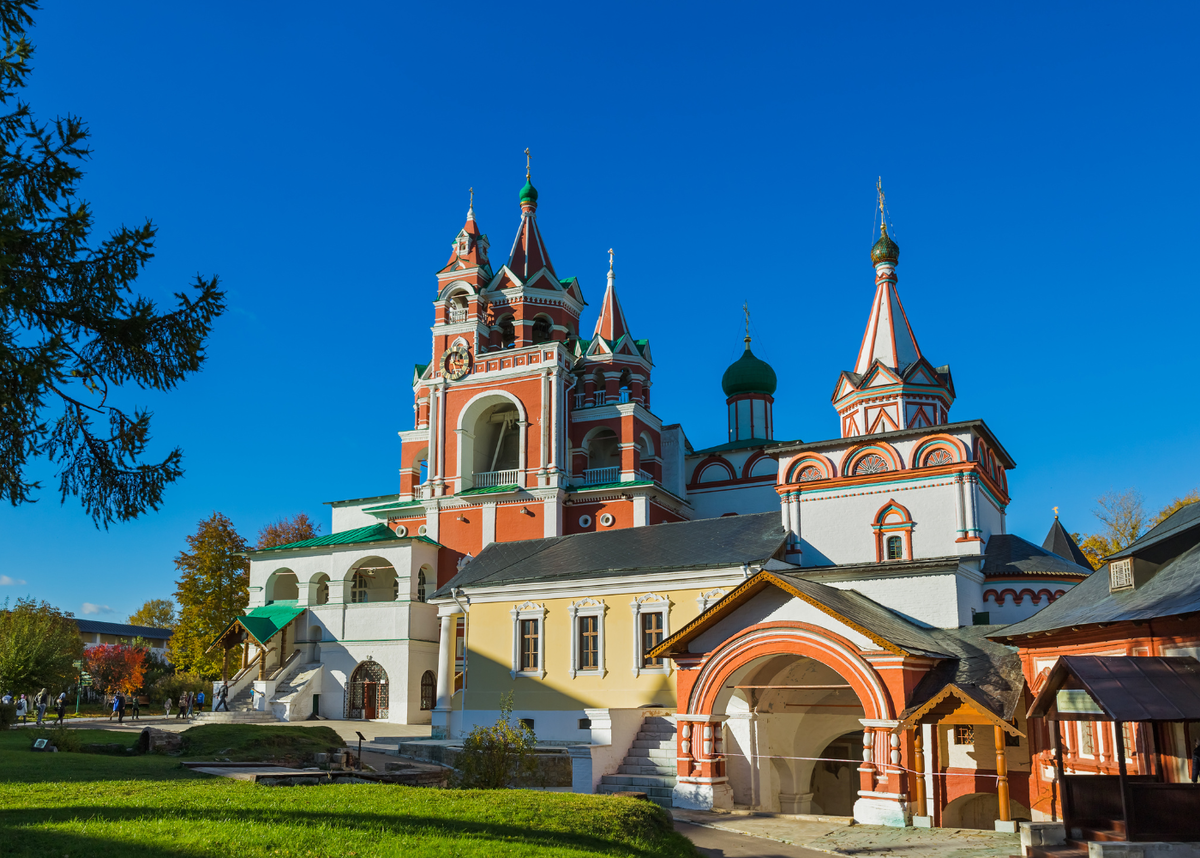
35 716 432 746
672 810 1021 858
675 820 830 857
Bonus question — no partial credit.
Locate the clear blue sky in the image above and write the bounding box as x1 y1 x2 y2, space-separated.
3 2 1196 620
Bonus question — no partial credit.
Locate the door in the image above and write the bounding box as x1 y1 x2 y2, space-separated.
364 682 377 720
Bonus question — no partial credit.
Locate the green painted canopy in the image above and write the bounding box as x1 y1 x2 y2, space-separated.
207 602 305 652
722 342 778 397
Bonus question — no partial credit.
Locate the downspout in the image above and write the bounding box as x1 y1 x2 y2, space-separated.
451 587 470 719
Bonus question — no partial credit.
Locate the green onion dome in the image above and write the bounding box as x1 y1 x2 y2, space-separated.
722 340 778 397
871 231 899 265
520 179 538 204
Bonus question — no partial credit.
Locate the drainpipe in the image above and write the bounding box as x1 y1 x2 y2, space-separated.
451 587 470 719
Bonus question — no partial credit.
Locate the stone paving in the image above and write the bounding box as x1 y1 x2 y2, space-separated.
672 809 1021 858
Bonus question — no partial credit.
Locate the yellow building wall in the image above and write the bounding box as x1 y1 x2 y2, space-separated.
456 586 717 713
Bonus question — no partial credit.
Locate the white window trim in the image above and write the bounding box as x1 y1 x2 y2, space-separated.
510 601 546 679
631 593 671 677
696 588 726 612
568 598 607 679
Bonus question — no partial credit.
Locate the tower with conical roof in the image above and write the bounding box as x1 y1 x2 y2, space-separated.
831 180 955 438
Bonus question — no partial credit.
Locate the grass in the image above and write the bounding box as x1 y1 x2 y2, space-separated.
178 723 344 763
0 727 697 857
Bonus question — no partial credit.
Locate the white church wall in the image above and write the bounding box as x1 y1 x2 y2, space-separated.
823 571 964 629
798 479 963 566
330 500 389 533
660 425 688 500
688 482 779 519
689 585 879 654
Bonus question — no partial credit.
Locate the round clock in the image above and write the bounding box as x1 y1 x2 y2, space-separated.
441 343 471 380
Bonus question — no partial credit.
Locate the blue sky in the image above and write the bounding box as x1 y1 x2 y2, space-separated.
3 2 1196 619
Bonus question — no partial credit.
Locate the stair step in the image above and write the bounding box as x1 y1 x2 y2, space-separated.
641 716 674 727
619 764 676 775
631 739 674 749
600 774 676 787
598 784 675 798
626 747 674 760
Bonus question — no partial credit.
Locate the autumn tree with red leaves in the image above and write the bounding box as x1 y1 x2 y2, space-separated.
257 512 320 549
85 643 147 695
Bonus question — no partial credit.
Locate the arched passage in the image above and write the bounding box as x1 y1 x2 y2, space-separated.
345 659 389 720
344 557 398 604
266 569 299 602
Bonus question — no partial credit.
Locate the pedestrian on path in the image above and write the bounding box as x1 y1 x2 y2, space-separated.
1 692 11 705
185 690 194 718
35 688 47 725
196 690 205 712
15 694 27 723
164 696 173 718
54 692 66 725
117 692 126 724
177 691 188 719
109 693 119 721
215 683 229 712
131 695 140 720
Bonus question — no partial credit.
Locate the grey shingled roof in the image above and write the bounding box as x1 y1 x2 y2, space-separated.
982 533 1093 580
899 626 1025 721
74 618 173 640
1042 518 1094 570
992 538 1200 640
433 512 787 598
1109 501 1200 561
771 572 951 658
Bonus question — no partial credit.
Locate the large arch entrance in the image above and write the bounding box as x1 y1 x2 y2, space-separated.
345 659 389 720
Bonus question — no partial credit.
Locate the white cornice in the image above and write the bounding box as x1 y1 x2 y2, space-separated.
431 567 746 605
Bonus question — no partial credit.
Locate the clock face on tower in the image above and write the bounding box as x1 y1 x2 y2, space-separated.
441 343 471 381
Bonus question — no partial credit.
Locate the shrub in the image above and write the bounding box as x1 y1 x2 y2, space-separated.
0 703 14 730
147 671 208 706
32 725 82 753
452 692 538 789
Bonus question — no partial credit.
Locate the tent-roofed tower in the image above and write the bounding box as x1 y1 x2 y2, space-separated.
832 179 955 438
1042 511 1095 569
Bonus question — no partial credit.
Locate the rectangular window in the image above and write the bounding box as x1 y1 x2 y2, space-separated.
886 535 903 560
1005 731 1021 748
578 615 599 671
1079 722 1095 756
642 612 665 668
1110 558 1134 591
953 725 975 745
520 619 539 672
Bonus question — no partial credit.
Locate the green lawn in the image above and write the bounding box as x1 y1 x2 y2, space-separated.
0 727 696 857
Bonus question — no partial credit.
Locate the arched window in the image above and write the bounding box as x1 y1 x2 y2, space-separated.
393 576 399 600
886 535 903 560
417 569 427 603
798 465 824 482
532 315 552 344
315 575 330 606
420 670 436 710
350 571 368 604
499 315 515 348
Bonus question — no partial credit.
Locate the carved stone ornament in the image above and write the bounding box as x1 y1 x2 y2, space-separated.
441 343 471 380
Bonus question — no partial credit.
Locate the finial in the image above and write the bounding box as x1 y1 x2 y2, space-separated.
1054 505 1059 519
607 247 614 272
468 186 474 215
743 302 751 347
525 147 531 179
877 176 888 237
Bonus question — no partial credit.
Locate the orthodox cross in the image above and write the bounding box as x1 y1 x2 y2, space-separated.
469 187 474 209
1053 505 1059 519
743 302 751 343
877 176 888 236
608 247 614 271
525 148 531 178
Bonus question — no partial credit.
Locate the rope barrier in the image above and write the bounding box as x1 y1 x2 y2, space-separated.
713 750 1005 781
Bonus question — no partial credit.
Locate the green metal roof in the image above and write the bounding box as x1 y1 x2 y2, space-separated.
457 484 521 496
722 343 777 396
249 523 401 554
207 602 306 652
569 479 653 492
361 499 426 514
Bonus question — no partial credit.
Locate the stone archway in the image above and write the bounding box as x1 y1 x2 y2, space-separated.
345 659 388 720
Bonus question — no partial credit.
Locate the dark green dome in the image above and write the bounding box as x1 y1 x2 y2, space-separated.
871 231 899 265
722 341 777 397
520 179 538 203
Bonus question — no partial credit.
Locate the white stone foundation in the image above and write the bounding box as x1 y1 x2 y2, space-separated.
673 781 733 811
853 796 908 827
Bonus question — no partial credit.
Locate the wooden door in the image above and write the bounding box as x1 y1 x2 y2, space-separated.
364 682 377 720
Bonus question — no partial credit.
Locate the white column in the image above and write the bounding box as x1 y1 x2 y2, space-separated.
965 475 980 539
481 503 497 548
954 473 966 539
432 611 455 739
550 367 561 473
633 495 649 527
436 384 447 493
427 387 439 482
540 369 550 479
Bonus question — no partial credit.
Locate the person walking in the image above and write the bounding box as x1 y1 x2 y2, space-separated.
196 689 205 713
54 692 66 725
164 696 173 718
35 688 48 725
131 695 140 720
109 693 119 721
117 692 126 724
215 683 229 712
176 691 187 719
15 694 27 724
185 690 194 718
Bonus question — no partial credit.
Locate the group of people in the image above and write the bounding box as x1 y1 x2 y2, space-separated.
105 692 143 723
162 689 205 719
4 686 214 725
2 689 66 725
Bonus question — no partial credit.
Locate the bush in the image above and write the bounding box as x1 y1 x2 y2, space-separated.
32 725 81 753
452 692 538 789
0 703 14 730
147 671 208 706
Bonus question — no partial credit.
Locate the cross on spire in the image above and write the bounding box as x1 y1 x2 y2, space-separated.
877 176 888 237
525 147 531 179
743 301 751 344
608 247 614 272
1054 506 1059 519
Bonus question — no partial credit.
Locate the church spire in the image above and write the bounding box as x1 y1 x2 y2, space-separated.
853 178 920 374
593 247 631 341
507 149 555 278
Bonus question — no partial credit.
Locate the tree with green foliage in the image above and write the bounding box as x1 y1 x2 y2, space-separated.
169 513 248 677
1075 488 1199 569
257 513 320 550
452 692 539 788
128 598 176 630
0 597 83 694
0 0 224 527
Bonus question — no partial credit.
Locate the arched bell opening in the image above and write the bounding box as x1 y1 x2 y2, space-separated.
345 659 389 720
345 558 399 604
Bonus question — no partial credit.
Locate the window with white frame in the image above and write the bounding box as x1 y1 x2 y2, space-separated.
350 572 368 603
510 601 546 679
568 598 606 678
630 594 670 676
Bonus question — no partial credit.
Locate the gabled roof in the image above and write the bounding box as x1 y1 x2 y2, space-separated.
982 533 1093 580
206 603 305 652
1109 501 1200 561
432 512 786 599
245 523 412 555
766 419 1017 470
1042 517 1093 569
1028 655 1200 722
650 570 952 660
74 618 173 641
898 625 1026 725
853 277 923 375
990 539 1200 641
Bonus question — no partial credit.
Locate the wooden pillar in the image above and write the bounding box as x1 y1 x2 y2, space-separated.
222 645 230 683
280 626 287 664
241 637 249 671
258 645 266 681
912 727 927 819
1115 721 1131 837
994 725 1011 822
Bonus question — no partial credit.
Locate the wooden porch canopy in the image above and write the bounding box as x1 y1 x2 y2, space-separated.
1027 655 1200 843
205 603 306 654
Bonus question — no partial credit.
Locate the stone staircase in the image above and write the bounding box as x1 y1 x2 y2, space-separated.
194 685 275 724
597 716 677 808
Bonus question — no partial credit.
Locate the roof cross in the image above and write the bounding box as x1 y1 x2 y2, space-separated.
743 301 751 345
525 147 531 179
877 176 888 237
608 247 614 272
1054 506 1059 519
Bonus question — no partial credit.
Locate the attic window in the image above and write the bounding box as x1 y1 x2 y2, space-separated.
953 725 974 745
1110 558 1134 591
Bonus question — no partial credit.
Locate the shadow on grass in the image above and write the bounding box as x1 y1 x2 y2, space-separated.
0 802 685 858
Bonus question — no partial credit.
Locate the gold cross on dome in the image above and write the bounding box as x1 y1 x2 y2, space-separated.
525 148 531 178
877 176 888 236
